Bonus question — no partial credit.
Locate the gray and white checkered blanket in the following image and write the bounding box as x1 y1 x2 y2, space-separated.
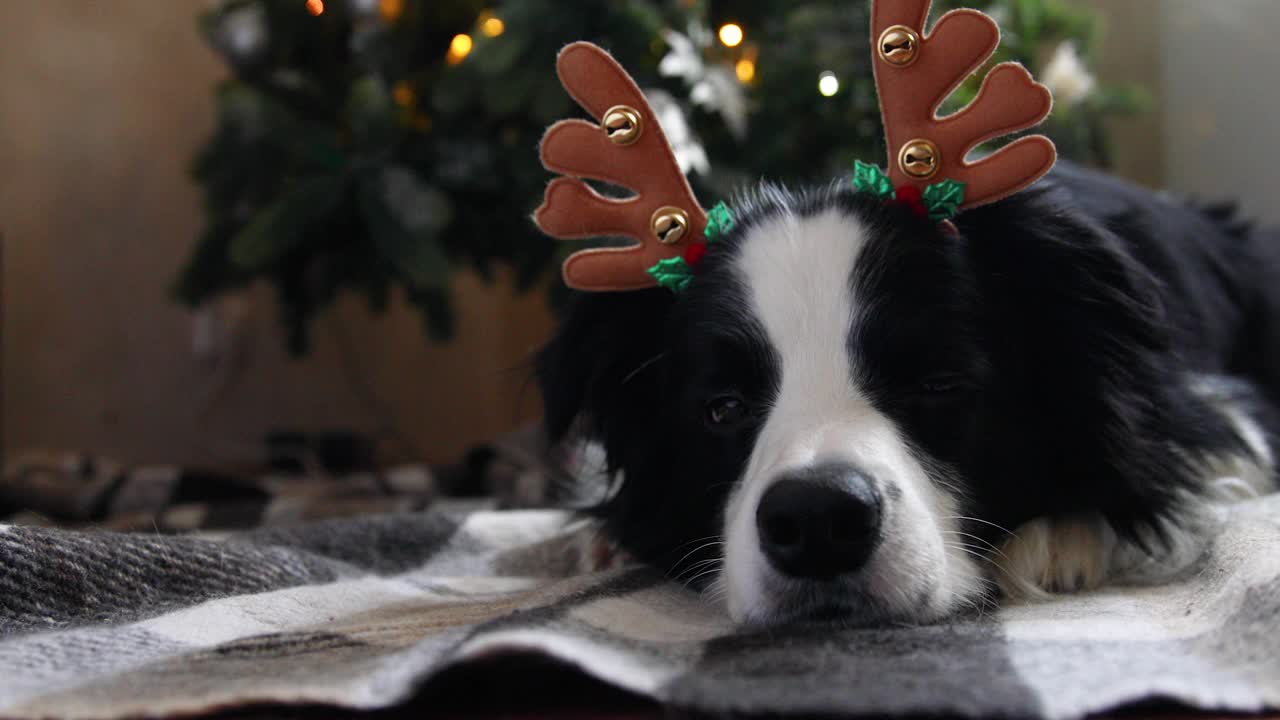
2 495 1279 719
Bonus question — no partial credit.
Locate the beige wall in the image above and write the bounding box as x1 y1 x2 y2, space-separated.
0 1 553 467
1084 0 1280 216
1085 0 1166 188
1159 0 1280 226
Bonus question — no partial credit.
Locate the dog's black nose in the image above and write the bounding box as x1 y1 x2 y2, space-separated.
756 466 882 579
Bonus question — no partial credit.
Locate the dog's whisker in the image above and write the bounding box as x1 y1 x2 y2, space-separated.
671 534 724 549
700 573 726 600
944 541 1011 577
667 539 725 580
674 557 724 581
669 549 725 580
940 530 1015 564
944 516 1020 539
681 565 724 592
944 542 1021 597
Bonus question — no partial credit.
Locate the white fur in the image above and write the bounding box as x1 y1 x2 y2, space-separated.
997 511 1211 600
720 207 983 624
1194 376 1276 500
997 514 1117 599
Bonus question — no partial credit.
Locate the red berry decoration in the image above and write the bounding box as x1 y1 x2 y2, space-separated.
684 241 708 268
891 184 929 218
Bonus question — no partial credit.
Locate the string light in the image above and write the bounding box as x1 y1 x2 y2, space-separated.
479 10 505 37
392 81 415 108
718 23 744 48
379 0 404 22
735 45 759 85
305 0 324 16
447 33 473 65
818 71 840 97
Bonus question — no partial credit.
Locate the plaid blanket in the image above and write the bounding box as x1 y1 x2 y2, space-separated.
2 491 1279 719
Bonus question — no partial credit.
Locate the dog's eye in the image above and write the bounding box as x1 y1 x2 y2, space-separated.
705 393 749 428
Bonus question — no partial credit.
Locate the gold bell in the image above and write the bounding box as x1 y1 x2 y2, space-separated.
899 139 940 179
651 207 690 245
602 105 643 146
878 26 921 67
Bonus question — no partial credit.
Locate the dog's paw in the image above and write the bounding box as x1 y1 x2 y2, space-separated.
994 514 1116 599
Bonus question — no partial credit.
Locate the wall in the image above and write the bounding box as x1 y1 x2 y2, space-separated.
1085 0 1280 221
1084 0 1166 188
1160 0 1280 226
0 1 553 467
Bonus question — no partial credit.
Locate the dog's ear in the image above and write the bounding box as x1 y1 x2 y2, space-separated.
537 289 674 457
965 190 1245 540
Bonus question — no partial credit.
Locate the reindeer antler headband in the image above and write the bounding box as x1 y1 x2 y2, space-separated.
535 0 1056 293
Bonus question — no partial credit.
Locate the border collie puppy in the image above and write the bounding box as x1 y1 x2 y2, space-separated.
538 161 1279 626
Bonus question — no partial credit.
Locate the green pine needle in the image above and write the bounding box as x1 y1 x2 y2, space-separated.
647 256 695 293
852 160 895 200
923 179 967 221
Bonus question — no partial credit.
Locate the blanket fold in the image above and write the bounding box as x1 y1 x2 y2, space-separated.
2 496 1278 719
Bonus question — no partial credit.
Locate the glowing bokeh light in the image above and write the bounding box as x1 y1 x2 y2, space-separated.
718 23 744 47
818 71 840 97
447 33 474 64
480 12 505 37
379 0 404 22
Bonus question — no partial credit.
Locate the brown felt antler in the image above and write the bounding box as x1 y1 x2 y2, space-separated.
871 0 1056 209
535 42 708 292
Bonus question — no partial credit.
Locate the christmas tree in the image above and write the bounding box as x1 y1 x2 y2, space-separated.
176 0 1142 353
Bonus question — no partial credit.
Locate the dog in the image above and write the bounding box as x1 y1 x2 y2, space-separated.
537 160 1279 626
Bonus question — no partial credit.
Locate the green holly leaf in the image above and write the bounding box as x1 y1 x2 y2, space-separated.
852 160 895 200
923 179 967 222
647 256 695 293
704 201 737 243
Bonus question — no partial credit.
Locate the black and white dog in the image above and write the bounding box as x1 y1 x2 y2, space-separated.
538 161 1279 626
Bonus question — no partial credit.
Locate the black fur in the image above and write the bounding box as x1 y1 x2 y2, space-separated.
538 161 1276 588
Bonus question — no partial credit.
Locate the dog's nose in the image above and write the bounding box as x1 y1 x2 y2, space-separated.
755 466 882 579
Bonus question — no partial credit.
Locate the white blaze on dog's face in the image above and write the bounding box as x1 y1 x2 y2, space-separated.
720 205 984 625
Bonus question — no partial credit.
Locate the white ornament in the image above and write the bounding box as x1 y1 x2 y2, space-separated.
696 67 747 139
382 166 450 231
658 28 706 81
218 3 267 60
659 27 749 140
645 89 710 176
1041 42 1097 108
